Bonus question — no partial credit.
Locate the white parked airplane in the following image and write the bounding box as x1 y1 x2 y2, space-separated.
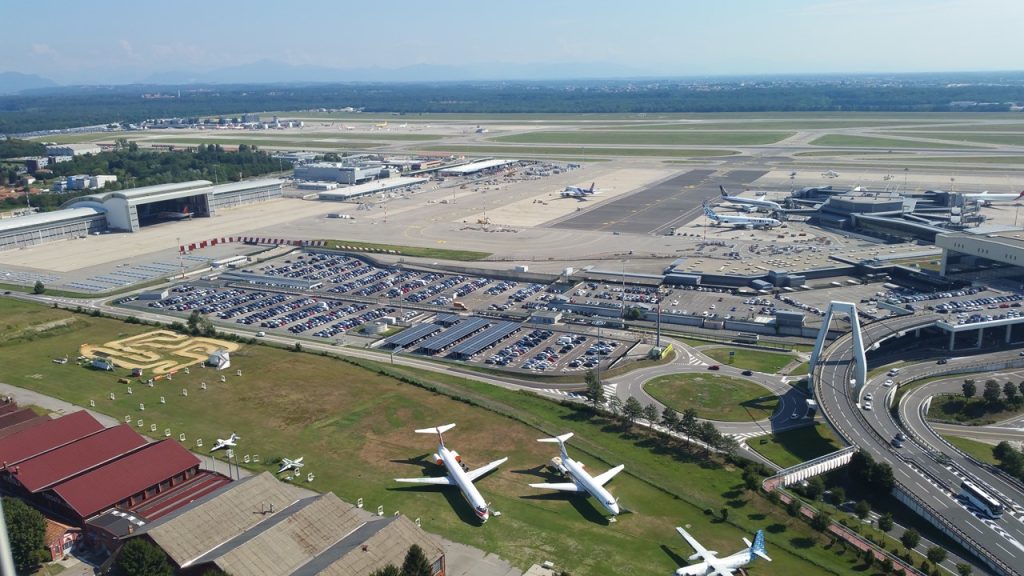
529 432 623 517
395 423 507 523
209 433 239 453
962 190 1024 206
561 182 596 198
703 203 781 230
673 525 771 575
277 456 304 474
822 170 840 178
718 186 781 212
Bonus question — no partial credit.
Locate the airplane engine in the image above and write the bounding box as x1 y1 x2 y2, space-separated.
451 450 462 463
433 453 443 466
548 456 568 475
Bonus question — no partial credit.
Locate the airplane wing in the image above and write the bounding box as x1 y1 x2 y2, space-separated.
529 482 582 492
395 476 453 486
592 464 624 487
465 457 508 482
676 526 713 559
710 569 736 576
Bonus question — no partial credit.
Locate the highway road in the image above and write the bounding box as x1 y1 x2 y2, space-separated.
815 313 1024 576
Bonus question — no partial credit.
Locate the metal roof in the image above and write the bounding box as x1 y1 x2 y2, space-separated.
110 180 212 200
210 178 284 195
0 415 50 440
380 322 442 348
0 407 44 430
0 207 106 235
440 158 515 174
51 439 200 518
0 411 104 467
299 515 443 576
316 177 428 201
12 424 148 493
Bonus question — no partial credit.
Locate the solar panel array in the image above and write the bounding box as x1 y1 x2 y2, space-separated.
435 313 461 326
447 321 520 358
417 317 491 353
379 323 442 349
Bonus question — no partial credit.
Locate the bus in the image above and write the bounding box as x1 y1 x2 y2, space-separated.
960 480 1004 519
734 332 760 344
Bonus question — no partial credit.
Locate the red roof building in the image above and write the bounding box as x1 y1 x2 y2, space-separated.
0 407 40 429
9 425 148 493
50 440 201 521
0 411 103 468
0 416 51 439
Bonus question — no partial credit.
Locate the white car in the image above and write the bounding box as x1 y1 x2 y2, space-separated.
883 379 894 387
863 402 873 411
864 393 873 401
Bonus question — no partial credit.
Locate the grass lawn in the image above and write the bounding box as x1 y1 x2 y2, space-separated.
418 144 737 158
492 131 794 146
879 132 1024 146
749 424 843 468
134 136 384 149
787 361 811 376
644 373 778 422
318 241 490 261
900 155 1024 165
0 299 875 576
808 134 981 149
703 347 796 374
926 395 1024 426
941 435 998 465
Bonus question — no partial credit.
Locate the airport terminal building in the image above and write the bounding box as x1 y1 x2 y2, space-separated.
937 227 1024 284
0 179 284 250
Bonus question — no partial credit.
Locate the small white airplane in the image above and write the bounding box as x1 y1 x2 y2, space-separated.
209 433 239 453
962 190 1024 206
718 186 781 212
277 457 304 474
822 170 840 178
529 432 623 517
395 424 507 523
673 525 771 575
703 203 781 230
561 182 596 198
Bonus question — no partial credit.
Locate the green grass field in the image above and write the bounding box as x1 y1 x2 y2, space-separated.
787 361 811 376
318 240 490 261
926 395 1024 426
941 435 998 465
584 120 949 131
492 131 794 146
899 155 1024 165
133 136 385 149
702 347 796 374
808 134 981 149
644 373 778 422
418 144 737 158
0 298 874 575
878 132 1024 146
748 424 843 468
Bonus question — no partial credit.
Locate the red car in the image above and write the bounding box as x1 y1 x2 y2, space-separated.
707 365 720 371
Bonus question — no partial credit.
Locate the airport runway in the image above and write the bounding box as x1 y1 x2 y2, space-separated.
550 169 767 235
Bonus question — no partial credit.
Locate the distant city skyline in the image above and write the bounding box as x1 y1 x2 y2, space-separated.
3 0 1022 85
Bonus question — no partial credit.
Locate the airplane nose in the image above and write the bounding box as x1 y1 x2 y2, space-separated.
609 503 620 515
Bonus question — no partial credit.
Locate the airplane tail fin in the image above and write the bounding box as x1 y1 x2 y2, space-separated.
720 185 728 197
415 423 456 445
537 432 574 445
750 530 771 562
588 182 595 193
703 202 717 219
1018 190 1024 198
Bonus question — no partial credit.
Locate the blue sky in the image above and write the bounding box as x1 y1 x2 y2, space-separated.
4 0 1021 83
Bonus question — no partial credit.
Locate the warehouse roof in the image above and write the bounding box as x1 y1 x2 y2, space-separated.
0 407 45 431
292 515 442 576
210 178 284 195
51 440 200 518
12 424 148 493
0 411 104 467
0 207 106 235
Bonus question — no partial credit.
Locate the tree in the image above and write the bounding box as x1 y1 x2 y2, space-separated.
901 528 920 550
811 510 832 531
32 280 45 294
926 546 947 564
3 497 45 572
584 369 604 407
1019 380 1024 399
113 538 174 576
786 498 802 517
1003 381 1019 404
962 380 976 399
187 310 203 334
400 544 432 576
854 500 871 519
677 408 698 441
803 476 825 501
956 562 973 576
742 469 760 491
862 548 874 569
829 486 846 505
607 395 622 416
371 566 401 576
878 512 894 532
871 462 896 493
720 508 729 521
983 380 1002 405
642 403 659 426
622 396 643 427
293 341 303 353
881 556 894 574
660 406 679 432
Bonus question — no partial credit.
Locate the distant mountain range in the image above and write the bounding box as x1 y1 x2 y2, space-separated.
0 71 59 94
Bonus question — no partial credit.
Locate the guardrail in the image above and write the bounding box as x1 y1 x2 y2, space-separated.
813 315 1020 576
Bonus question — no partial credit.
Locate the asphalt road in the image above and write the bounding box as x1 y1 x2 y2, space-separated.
815 313 1024 576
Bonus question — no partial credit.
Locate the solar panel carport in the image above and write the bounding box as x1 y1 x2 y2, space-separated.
379 323 442 349
416 317 491 354
447 321 521 359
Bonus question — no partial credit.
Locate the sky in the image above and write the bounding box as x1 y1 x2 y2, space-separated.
4 0 1022 84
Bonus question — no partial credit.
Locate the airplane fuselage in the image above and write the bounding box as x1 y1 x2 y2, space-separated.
722 195 781 212
710 214 780 229
675 550 751 575
438 444 491 522
561 453 620 516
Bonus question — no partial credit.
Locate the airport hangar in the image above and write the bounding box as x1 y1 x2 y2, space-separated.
0 179 284 250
